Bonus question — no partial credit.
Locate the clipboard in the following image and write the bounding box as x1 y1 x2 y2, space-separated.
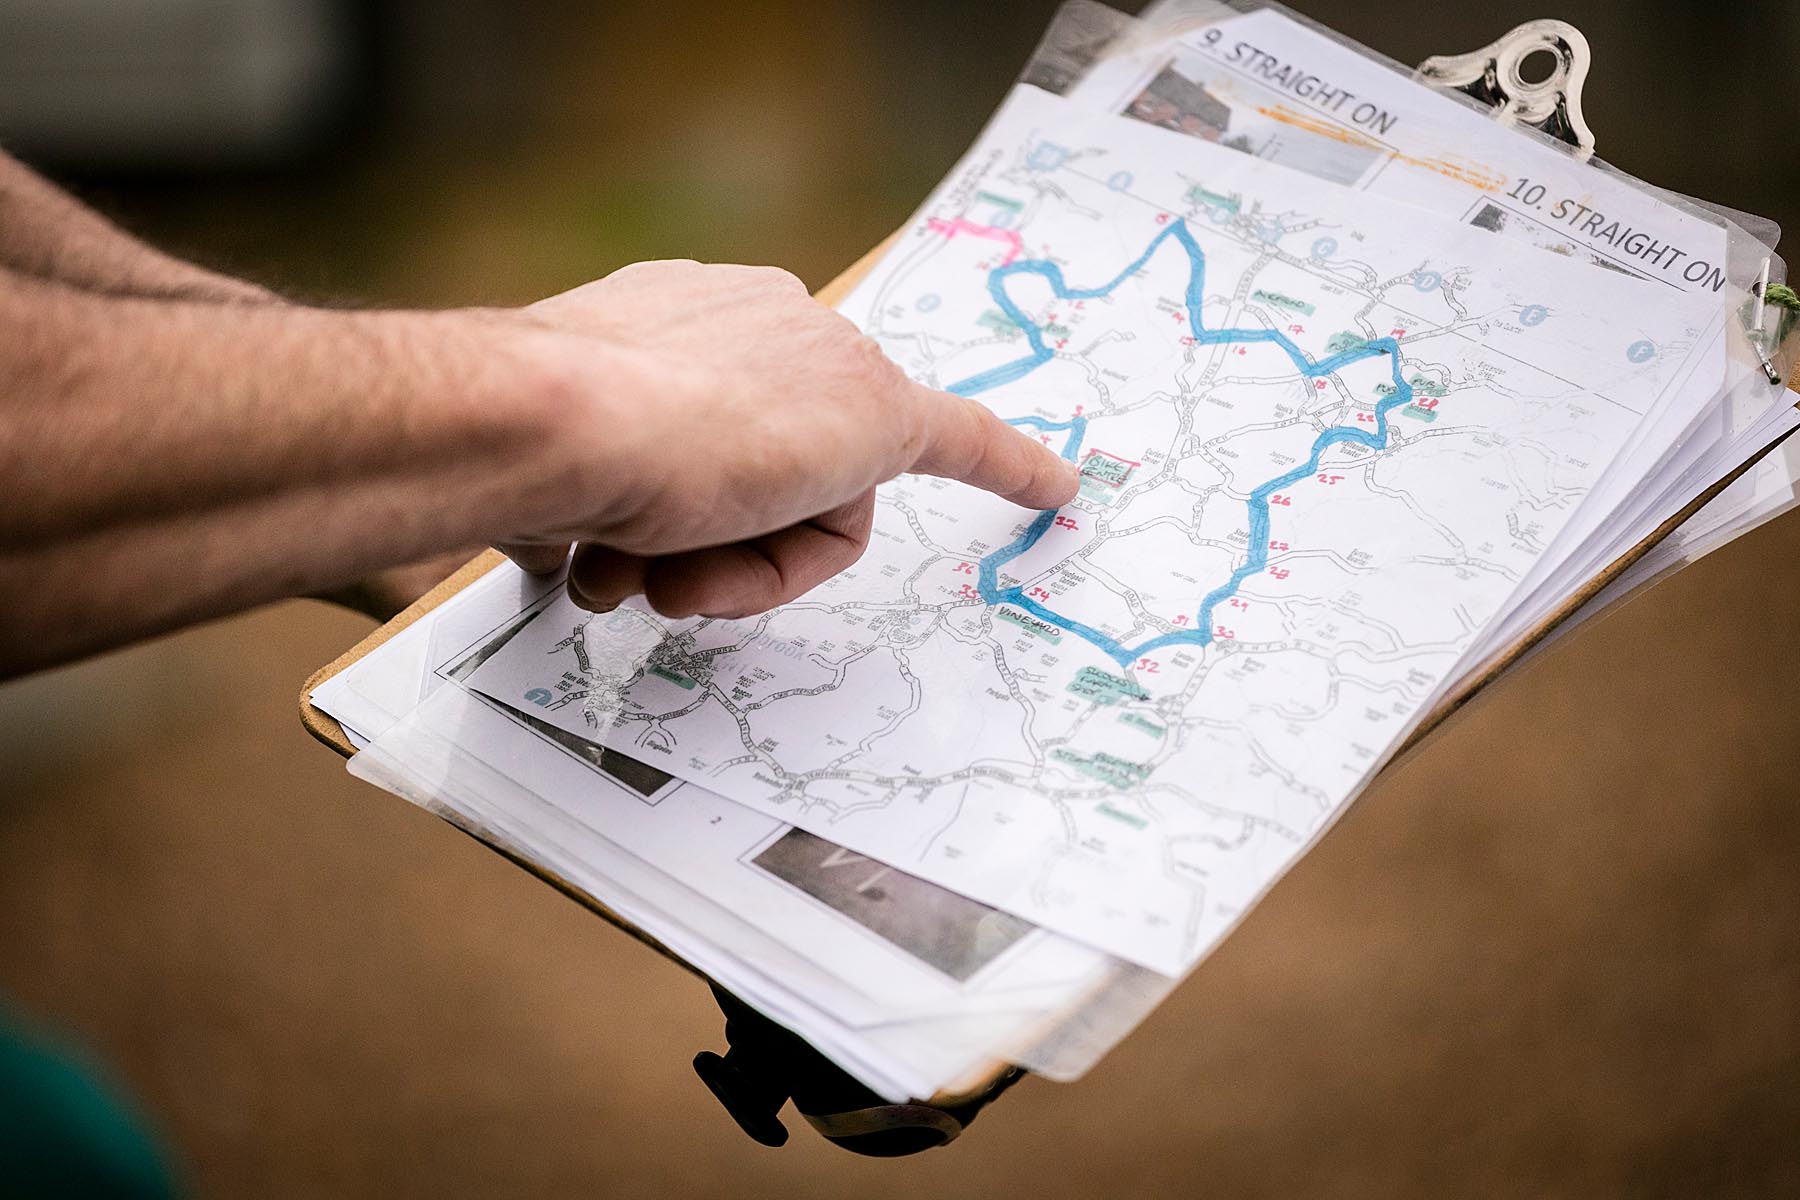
300 18 1800 1155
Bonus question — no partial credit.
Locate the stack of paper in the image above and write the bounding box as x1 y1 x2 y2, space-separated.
311 0 1796 1103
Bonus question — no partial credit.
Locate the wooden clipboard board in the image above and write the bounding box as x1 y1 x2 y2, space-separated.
301 236 1800 1108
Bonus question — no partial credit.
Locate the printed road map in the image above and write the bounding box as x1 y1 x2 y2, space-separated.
467 86 1717 973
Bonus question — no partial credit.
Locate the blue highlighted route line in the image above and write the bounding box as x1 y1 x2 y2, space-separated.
943 219 1416 669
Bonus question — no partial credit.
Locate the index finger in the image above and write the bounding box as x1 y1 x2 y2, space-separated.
904 385 1081 510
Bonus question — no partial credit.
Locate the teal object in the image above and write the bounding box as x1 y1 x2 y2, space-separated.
0 1010 179 1199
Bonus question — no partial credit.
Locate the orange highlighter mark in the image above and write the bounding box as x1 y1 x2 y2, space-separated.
1253 103 1508 193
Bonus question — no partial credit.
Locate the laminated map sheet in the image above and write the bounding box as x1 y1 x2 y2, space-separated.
459 85 1723 974
1061 0 1793 673
1076 3 1742 298
312 564 1153 1098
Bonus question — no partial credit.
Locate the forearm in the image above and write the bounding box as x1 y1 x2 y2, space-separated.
0 151 507 620
0 253 1079 676
0 271 577 676
0 147 272 303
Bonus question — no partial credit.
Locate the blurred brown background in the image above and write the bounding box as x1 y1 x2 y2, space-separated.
2 1 1797 1195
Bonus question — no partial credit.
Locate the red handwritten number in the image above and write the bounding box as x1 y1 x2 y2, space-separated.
1269 567 1290 580
1269 540 1288 551
1172 614 1189 626
1416 397 1439 410
953 561 974 575
957 584 979 600
1214 626 1236 640
1317 473 1344 486
1356 412 1376 423
1288 323 1305 334
1229 598 1250 611
1028 586 1052 601
1055 515 1080 530
1136 658 1161 673
1271 494 1292 506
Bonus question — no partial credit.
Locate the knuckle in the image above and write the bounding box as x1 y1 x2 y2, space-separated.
1002 439 1039 495
955 394 992 446
836 528 872 568
642 562 705 618
898 393 953 473
643 589 695 620
751 264 807 293
963 423 1001 485
851 333 898 381
896 417 930 469
619 257 697 280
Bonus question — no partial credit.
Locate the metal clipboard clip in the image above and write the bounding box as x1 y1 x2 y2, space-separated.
1418 18 1791 385
1416 18 1596 159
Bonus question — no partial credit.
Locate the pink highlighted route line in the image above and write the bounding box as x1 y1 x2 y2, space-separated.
926 216 1024 266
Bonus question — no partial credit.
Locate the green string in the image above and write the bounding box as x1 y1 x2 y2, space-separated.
1763 283 1800 312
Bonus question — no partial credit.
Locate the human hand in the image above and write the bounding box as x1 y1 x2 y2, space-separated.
495 260 1079 618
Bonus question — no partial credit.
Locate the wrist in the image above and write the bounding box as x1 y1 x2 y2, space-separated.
428 308 641 545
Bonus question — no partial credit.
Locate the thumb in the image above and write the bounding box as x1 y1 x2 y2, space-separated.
567 544 652 613
497 540 571 575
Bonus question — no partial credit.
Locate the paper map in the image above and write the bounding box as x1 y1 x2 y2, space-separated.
467 86 1716 973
